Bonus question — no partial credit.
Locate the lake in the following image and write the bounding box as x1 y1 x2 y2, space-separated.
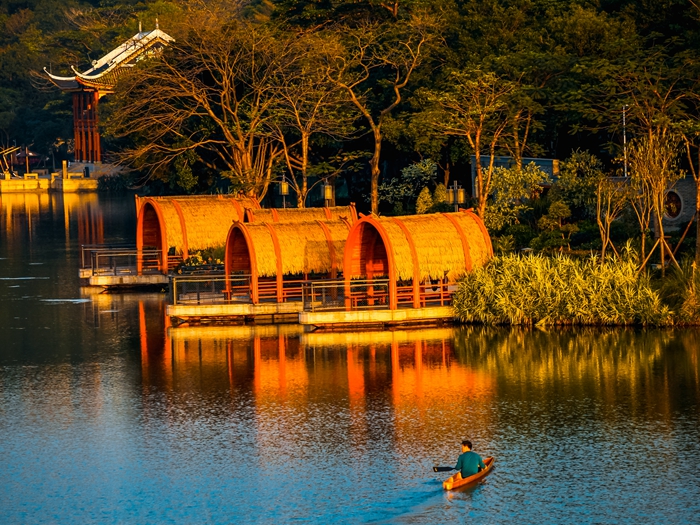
1 193 699 524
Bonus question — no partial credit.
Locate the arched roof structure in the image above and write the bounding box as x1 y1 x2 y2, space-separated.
136 195 259 273
245 204 357 224
343 210 492 309
225 220 351 303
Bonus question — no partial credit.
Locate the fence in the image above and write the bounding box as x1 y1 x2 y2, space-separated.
80 244 185 276
80 243 134 269
170 274 252 305
302 279 391 312
397 281 456 308
81 245 163 276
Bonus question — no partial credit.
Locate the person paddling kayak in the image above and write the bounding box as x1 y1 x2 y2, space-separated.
453 440 485 480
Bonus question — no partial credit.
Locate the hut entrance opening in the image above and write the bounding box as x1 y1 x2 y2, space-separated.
138 203 164 274
345 221 393 309
225 228 256 302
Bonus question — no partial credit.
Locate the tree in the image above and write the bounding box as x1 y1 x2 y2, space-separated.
106 19 295 199
484 162 550 232
536 201 578 251
323 17 431 213
377 158 436 212
552 150 605 220
629 132 683 273
269 35 355 207
595 177 627 260
424 70 517 218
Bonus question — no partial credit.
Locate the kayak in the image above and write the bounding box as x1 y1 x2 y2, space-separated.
443 456 495 490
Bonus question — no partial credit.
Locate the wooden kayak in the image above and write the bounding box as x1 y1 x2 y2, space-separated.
443 456 495 490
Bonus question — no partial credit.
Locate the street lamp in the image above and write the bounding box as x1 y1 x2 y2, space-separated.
279 177 289 208
448 180 466 212
323 182 334 207
623 104 629 177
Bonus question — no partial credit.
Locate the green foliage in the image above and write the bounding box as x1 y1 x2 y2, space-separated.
484 162 550 231
97 173 133 192
658 259 700 323
433 183 447 205
176 247 225 273
172 151 198 192
531 200 579 251
378 158 437 207
453 254 672 327
551 151 605 219
415 186 433 214
492 235 515 254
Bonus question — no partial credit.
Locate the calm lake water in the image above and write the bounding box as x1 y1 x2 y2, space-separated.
1 193 699 524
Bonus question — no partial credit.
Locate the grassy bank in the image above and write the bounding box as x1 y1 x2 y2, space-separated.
452 253 698 327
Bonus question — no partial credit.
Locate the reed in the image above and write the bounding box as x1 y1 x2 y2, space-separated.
453 253 672 326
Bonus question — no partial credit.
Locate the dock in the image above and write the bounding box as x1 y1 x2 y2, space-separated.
79 244 170 289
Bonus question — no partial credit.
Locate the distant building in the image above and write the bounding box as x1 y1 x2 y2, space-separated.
469 155 559 196
44 24 174 163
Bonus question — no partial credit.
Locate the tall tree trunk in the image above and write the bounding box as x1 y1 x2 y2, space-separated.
696 178 700 263
370 127 382 214
474 150 486 217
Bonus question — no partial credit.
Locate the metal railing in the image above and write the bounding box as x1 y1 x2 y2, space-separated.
397 281 456 308
80 243 135 269
170 274 252 305
80 243 165 276
302 279 391 312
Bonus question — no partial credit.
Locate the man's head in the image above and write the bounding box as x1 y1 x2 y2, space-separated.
461 440 472 452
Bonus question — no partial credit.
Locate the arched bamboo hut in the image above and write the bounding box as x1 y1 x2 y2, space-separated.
245 204 357 224
343 210 493 310
136 195 259 273
225 219 351 303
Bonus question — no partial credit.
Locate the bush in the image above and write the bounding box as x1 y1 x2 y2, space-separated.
415 186 433 214
453 253 672 326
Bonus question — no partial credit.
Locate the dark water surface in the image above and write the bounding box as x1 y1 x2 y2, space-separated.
1 193 699 524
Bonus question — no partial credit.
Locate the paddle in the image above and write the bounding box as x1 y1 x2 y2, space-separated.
433 466 454 472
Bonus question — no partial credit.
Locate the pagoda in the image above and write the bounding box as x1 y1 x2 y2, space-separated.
45 23 174 163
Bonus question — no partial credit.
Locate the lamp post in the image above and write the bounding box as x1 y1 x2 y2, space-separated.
279 177 289 208
324 182 333 207
623 104 629 178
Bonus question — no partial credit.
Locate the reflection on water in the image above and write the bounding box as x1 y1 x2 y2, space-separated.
1 194 699 524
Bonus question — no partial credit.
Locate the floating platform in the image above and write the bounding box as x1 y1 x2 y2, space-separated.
167 301 305 326
299 305 456 331
88 273 169 289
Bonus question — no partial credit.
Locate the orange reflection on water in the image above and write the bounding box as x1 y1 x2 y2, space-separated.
0 193 104 247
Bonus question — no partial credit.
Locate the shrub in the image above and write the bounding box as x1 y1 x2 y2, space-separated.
415 186 433 214
453 253 671 326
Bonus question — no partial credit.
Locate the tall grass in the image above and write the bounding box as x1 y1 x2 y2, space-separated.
454 253 671 326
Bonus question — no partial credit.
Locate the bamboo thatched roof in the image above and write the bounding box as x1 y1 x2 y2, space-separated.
136 195 259 257
226 219 351 278
245 204 357 225
344 210 493 282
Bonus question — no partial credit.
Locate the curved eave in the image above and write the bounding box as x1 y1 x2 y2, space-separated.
72 36 172 82
43 68 81 91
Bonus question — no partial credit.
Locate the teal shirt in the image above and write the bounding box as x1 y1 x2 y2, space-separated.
455 451 485 478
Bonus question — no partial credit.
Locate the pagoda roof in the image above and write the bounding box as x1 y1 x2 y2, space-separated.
45 27 174 92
